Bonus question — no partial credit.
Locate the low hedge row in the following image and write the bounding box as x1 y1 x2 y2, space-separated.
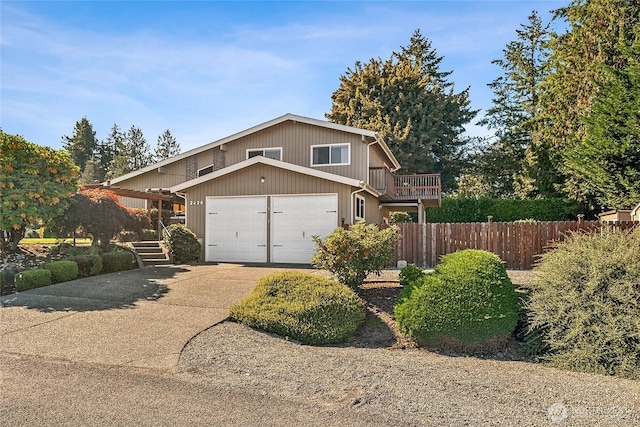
69 254 103 278
15 269 52 291
11 249 136 292
101 251 134 274
425 196 583 223
45 260 79 284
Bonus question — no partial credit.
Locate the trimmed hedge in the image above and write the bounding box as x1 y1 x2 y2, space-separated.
525 227 640 379
163 224 201 264
425 196 583 223
69 254 103 278
15 269 52 291
45 260 79 284
101 251 134 273
229 271 365 345
395 250 519 351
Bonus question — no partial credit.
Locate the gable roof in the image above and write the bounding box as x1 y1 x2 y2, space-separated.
169 155 381 197
109 113 400 185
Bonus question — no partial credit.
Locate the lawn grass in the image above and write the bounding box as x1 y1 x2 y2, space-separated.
19 238 93 245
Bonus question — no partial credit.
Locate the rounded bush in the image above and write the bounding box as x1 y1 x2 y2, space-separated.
69 254 103 278
15 269 52 291
395 249 518 351
526 227 640 379
101 251 134 273
229 271 365 345
45 260 79 284
163 224 201 264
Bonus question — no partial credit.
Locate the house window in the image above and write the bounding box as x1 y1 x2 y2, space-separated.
311 143 350 166
247 148 282 161
355 195 365 220
197 164 214 177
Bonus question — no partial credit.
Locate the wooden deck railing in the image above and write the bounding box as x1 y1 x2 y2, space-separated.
369 167 441 202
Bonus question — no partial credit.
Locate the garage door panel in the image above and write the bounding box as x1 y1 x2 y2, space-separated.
205 197 267 263
271 195 338 264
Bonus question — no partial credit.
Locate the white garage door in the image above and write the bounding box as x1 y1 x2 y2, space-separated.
271 194 338 264
205 196 268 263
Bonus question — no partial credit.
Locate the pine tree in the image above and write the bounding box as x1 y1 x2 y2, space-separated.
62 117 98 172
104 124 128 179
154 129 181 161
564 31 640 209
79 157 102 185
535 0 640 204
127 125 152 171
327 30 478 192
477 11 551 198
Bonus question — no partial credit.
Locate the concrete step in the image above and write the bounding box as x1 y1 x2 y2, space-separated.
130 241 171 266
135 247 164 255
131 241 162 248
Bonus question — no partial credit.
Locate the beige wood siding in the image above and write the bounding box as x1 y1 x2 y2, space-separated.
221 122 369 182
115 148 222 192
182 164 359 239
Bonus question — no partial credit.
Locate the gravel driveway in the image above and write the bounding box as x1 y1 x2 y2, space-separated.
178 306 640 426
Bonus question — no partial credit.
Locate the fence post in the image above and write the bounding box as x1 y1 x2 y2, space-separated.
487 216 493 253
577 214 585 231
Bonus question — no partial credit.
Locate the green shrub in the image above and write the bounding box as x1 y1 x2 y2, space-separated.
312 221 399 291
101 251 134 273
398 263 427 303
525 227 640 379
163 224 201 264
15 269 52 291
389 212 412 224
69 254 103 278
395 249 519 351
424 196 583 223
229 271 365 345
117 230 139 243
45 260 79 284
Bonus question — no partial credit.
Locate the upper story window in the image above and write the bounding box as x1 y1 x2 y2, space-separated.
311 143 350 166
197 164 214 177
247 147 282 161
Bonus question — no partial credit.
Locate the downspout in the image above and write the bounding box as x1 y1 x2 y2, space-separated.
350 184 367 225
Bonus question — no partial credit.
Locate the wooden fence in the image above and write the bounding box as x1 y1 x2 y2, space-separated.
393 219 638 270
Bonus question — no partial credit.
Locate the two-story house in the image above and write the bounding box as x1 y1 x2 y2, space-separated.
107 113 441 264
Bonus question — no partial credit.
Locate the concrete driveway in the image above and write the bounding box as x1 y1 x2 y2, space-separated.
0 264 311 371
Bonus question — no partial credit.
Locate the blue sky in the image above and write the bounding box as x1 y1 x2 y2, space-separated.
1 1 566 152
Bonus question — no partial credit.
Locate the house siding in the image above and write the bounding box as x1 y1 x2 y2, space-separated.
221 121 369 182
182 163 359 239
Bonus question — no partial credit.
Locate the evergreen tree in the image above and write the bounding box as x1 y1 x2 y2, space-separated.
564 30 640 209
62 117 99 172
535 0 640 204
104 124 128 179
477 11 551 198
79 157 102 185
154 129 181 161
326 29 478 192
127 125 152 171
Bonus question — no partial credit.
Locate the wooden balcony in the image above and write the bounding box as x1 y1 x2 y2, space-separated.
369 167 441 206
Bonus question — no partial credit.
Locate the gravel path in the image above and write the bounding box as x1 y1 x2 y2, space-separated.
177 269 640 426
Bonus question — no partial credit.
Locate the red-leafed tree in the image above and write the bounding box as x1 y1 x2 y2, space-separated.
49 189 150 249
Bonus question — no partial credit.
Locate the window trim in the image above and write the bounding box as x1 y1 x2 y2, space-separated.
310 143 350 167
355 194 365 221
196 164 214 177
246 147 282 161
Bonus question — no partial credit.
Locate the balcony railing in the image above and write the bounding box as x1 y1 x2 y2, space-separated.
369 167 441 203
